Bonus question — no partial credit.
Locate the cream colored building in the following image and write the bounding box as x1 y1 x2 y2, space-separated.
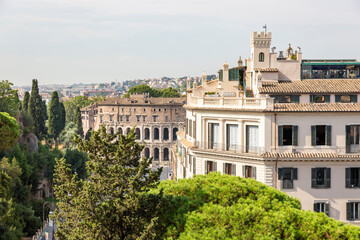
175 30 360 225
81 93 185 165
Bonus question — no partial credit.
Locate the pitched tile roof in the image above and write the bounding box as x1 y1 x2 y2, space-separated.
272 103 360 112
98 97 185 106
261 152 360 159
259 79 360 94
254 68 278 72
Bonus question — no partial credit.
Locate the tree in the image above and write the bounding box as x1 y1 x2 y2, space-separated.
59 102 66 132
63 96 103 124
161 87 180 97
48 91 62 140
123 85 180 98
0 112 21 151
29 79 46 138
23 91 30 113
64 149 88 179
54 126 163 240
42 100 48 121
59 122 78 149
0 80 20 116
73 107 83 138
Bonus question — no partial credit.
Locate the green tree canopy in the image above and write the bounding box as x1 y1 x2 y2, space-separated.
54 126 163 240
63 95 103 124
48 91 62 140
29 79 46 138
73 106 83 137
123 85 180 98
23 91 30 113
0 112 21 151
0 80 20 116
59 102 66 131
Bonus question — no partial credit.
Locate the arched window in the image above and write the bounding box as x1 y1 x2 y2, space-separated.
135 128 140 140
144 148 150 159
154 148 159 160
173 127 178 141
109 127 114 135
144 128 150 140
163 148 169 161
259 52 264 62
163 128 169 141
126 127 131 135
154 128 159 140
118 127 123 135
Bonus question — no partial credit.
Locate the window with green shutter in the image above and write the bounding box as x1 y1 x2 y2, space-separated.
310 95 330 103
314 201 330 216
278 125 298 146
311 125 331 146
335 95 358 103
278 167 298 189
311 167 331 188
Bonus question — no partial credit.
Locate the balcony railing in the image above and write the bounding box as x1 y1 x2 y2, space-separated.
187 95 274 110
194 141 265 154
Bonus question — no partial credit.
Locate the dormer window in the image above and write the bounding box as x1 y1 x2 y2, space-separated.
259 52 265 62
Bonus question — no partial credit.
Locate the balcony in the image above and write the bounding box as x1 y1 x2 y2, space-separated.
187 95 274 110
193 141 265 155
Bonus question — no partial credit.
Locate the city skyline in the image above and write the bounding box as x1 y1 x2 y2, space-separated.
0 0 359 86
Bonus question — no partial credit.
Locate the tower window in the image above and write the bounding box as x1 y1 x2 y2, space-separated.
259 52 265 62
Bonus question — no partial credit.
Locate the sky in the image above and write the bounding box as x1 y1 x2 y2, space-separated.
0 0 359 86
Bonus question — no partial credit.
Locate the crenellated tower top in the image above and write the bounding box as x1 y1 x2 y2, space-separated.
250 31 272 48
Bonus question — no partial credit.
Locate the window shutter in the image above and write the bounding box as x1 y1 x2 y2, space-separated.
278 126 283 146
185 119 188 134
278 168 283 180
346 126 351 153
311 126 316 146
346 202 351 220
242 165 245 178
194 120 196 139
223 163 226 174
291 95 299 103
350 95 358 103
213 162 217 172
324 203 330 216
273 96 279 103
192 121 195 138
232 164 236 176
252 167 257 180
205 161 208 175
310 95 314 103
324 95 330 103
208 123 212 148
326 125 332 146
345 168 351 188
335 95 341 103
292 126 298 146
325 168 331 188
292 168 298 180
313 203 319 212
311 168 316 188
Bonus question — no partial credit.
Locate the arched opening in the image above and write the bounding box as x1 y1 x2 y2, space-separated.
154 128 159 140
135 128 140 140
126 127 131 135
144 148 150 159
163 128 169 141
144 128 150 140
163 148 169 161
109 127 114 135
259 52 264 62
173 127 178 141
154 148 159 160
118 127 123 135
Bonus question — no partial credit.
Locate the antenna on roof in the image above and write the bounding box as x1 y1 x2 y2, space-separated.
263 24 267 34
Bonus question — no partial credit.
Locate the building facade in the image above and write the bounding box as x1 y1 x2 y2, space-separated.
81 93 185 164
175 30 360 225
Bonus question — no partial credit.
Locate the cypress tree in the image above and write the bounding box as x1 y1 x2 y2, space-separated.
23 91 30 112
59 102 66 132
42 100 48 121
74 106 83 138
48 91 62 140
29 79 46 138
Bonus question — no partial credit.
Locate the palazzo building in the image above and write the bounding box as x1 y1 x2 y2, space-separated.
175 30 360 225
81 93 185 164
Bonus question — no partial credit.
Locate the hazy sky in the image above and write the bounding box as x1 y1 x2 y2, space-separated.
0 0 359 86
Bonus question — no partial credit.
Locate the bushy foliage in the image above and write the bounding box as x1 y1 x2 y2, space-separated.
155 173 360 239
0 112 21 151
63 96 103 124
0 80 20 116
123 85 180 98
59 122 78 149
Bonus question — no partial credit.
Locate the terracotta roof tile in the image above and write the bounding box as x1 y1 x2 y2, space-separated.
254 68 278 72
259 79 360 94
261 152 360 159
273 103 360 112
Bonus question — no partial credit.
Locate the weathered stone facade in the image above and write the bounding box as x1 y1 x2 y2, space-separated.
81 93 185 165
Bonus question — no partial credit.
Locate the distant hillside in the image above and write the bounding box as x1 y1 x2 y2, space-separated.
156 173 360 239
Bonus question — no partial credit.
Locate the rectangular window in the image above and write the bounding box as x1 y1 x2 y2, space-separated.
335 95 357 103
226 124 238 150
242 165 256 179
205 160 217 174
346 125 360 153
189 120 193 137
153 116 157 122
311 125 331 146
136 116 140 122
346 168 360 188
126 116 129 122
223 163 236 176
109 115 113 121
246 125 259 153
142 116 146 122
119 116 123 122
100 115 103 123
347 202 360 220
278 125 298 146
271 95 300 103
311 168 331 188
278 168 298 189
193 157 196 175
310 95 330 103
314 201 330 216
165 116 169 122
208 123 220 149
